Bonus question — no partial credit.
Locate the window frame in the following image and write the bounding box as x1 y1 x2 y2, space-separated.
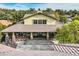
33 20 47 24
43 20 47 24
33 20 37 24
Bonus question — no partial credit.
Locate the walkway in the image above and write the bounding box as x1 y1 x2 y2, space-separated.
0 40 79 56
0 44 72 56
16 40 54 50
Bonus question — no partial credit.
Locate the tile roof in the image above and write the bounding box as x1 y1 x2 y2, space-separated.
1 22 63 32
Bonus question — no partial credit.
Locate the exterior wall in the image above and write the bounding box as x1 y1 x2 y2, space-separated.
24 14 56 25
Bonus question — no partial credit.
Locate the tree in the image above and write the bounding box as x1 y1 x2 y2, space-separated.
0 10 5 19
51 12 60 20
42 8 53 14
55 20 79 44
55 9 66 15
46 8 53 13
72 15 79 21
0 23 6 31
2 14 14 20
38 8 41 11
28 8 36 14
59 16 67 23
0 23 6 42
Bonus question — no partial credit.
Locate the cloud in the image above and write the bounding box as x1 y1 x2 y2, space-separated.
0 3 79 10
42 3 79 10
0 3 30 10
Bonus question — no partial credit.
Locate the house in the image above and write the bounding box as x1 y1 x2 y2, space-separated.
1 11 63 45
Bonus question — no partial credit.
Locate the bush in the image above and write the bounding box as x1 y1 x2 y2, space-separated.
59 16 67 23
0 23 6 42
55 20 79 44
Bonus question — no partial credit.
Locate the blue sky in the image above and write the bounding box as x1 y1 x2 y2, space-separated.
0 3 79 10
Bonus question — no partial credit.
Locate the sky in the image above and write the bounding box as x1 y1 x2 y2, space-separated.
0 3 79 10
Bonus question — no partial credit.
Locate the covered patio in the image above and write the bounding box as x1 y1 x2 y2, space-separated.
1 23 63 44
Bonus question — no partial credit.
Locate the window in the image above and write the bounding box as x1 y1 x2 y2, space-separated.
38 20 42 24
33 20 47 24
33 20 37 24
43 20 47 24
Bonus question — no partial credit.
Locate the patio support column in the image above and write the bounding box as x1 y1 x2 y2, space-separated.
12 32 16 48
5 33 9 46
12 32 16 42
30 32 33 39
47 32 49 40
